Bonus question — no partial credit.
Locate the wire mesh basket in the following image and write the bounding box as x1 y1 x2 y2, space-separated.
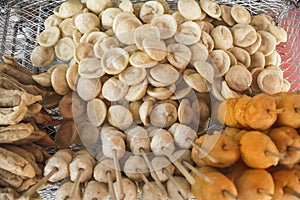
0 0 299 199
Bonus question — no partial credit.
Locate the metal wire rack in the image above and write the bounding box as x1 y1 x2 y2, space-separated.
0 0 299 199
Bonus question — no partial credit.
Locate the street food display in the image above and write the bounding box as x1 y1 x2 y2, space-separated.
0 0 299 199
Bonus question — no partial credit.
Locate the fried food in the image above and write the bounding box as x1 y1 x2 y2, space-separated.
18 143 46 163
236 169 274 200
0 123 34 144
83 180 109 200
276 94 300 128
233 95 252 128
0 187 41 200
1 144 42 178
56 181 81 200
0 88 42 106
240 131 280 169
0 100 28 125
272 168 300 200
55 120 78 148
0 146 36 178
268 127 300 168
192 167 238 200
244 93 277 130
0 168 24 189
0 63 35 85
192 132 240 168
217 98 241 128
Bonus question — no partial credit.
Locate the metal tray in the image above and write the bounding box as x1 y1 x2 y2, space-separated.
0 0 299 199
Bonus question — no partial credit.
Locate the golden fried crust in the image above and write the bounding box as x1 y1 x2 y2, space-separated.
217 99 241 128
269 127 300 167
24 104 43 119
236 169 274 200
240 131 279 169
244 93 277 130
233 95 252 128
192 133 240 168
276 94 300 128
272 168 300 200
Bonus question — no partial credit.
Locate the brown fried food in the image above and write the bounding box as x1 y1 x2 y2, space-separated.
34 133 56 148
13 123 54 146
236 169 274 200
0 186 41 199
2 56 33 76
17 177 38 192
244 93 277 130
32 72 52 88
0 95 21 108
276 94 300 128
192 131 240 168
0 75 23 91
0 88 42 106
0 72 46 97
1 144 42 176
42 92 62 109
0 123 34 144
223 129 247 143
24 104 43 119
18 143 45 163
24 110 60 126
0 100 28 125
233 95 251 128
0 146 36 178
58 92 73 119
217 99 241 128
14 129 45 145
272 168 300 200
1 144 35 162
0 168 23 188
240 131 280 169
269 127 300 168
222 159 249 182
0 61 35 85
55 120 78 148
192 166 238 200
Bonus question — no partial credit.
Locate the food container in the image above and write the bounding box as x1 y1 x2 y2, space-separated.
0 0 299 199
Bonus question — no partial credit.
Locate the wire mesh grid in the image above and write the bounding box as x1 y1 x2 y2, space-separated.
0 0 299 199
0 0 65 74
